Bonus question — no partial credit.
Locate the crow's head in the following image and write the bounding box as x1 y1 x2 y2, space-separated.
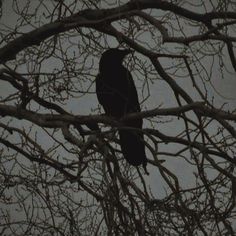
99 48 133 71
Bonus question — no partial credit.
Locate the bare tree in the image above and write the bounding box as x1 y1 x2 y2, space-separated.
0 0 236 235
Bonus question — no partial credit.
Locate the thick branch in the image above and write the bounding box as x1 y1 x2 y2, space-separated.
1 0 236 63
0 103 235 129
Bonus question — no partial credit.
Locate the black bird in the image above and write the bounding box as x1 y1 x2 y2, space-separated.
96 48 147 169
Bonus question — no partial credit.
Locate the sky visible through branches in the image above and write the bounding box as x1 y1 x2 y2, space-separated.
0 0 236 235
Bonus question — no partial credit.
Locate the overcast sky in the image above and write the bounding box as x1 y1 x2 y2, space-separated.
1 0 236 211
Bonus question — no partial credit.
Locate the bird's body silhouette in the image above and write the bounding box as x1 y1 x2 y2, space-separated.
96 48 147 168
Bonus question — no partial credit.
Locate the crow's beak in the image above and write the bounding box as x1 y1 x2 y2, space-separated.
123 49 134 55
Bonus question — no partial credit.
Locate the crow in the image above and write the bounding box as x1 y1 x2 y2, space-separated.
96 48 147 170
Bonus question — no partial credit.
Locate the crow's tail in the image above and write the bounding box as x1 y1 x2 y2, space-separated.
119 129 147 167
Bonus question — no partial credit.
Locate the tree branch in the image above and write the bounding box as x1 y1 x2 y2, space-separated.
0 102 235 129
1 0 235 63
